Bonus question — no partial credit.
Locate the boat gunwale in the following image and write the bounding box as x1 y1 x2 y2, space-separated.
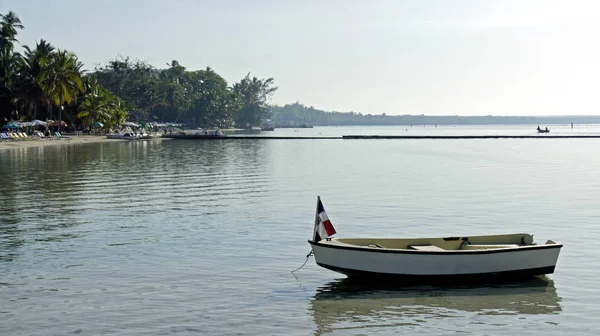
308 239 563 255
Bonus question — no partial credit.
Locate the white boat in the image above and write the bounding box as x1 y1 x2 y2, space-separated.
309 197 562 283
106 128 151 140
106 132 140 140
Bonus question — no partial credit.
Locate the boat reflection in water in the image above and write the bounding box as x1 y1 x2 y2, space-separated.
310 276 561 334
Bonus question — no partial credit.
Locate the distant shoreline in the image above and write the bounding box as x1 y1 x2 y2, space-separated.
3 123 600 151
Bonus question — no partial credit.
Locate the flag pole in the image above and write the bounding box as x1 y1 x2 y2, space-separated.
313 196 320 242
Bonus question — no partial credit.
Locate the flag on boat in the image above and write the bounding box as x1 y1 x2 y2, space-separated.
314 196 336 242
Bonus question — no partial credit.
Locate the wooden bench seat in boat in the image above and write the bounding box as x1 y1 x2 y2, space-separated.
462 244 520 250
408 245 446 251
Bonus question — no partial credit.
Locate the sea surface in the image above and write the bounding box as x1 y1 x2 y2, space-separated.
1 125 599 335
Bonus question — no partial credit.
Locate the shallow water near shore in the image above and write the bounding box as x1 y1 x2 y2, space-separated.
1 125 599 335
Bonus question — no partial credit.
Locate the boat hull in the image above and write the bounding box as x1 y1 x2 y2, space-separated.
316 262 556 284
309 239 561 283
106 134 140 140
161 134 227 139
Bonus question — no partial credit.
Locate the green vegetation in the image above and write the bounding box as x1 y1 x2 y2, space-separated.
0 11 277 129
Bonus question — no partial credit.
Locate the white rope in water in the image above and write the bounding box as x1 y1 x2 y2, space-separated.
291 250 313 273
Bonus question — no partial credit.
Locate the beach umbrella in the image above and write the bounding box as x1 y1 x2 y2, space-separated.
49 121 67 127
123 121 139 127
2 121 21 129
30 120 47 126
91 121 104 128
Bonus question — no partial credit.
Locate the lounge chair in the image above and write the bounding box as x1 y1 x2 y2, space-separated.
55 131 71 139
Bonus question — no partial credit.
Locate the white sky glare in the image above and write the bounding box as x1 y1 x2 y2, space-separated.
1 0 599 116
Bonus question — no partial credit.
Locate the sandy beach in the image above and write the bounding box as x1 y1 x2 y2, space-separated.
0 135 163 150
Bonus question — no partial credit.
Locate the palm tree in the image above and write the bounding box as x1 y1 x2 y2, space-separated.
78 79 111 126
16 39 55 119
102 98 127 128
77 76 130 130
0 11 24 121
231 73 277 127
38 49 84 132
77 91 110 127
0 11 24 54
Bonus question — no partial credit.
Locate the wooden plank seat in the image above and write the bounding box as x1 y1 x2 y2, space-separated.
462 244 520 250
408 244 446 251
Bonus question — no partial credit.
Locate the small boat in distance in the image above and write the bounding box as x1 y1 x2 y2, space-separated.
106 130 146 140
537 126 550 133
308 197 562 284
162 129 228 139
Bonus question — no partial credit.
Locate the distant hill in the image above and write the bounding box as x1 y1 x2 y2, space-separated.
270 103 600 126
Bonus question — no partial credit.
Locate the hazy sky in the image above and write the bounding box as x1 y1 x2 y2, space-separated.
1 0 599 116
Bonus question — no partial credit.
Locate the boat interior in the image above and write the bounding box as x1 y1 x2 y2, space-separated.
331 233 558 251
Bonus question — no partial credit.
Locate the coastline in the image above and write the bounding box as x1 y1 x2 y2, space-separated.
0 135 161 151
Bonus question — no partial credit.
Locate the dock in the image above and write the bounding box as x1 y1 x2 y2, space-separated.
161 134 339 140
162 134 600 140
342 135 600 139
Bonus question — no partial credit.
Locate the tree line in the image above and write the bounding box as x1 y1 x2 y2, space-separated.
271 103 594 126
0 11 277 130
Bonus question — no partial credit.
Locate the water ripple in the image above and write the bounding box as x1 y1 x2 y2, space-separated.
0 134 598 335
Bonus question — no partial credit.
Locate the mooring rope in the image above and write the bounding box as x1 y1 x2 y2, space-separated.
291 250 313 273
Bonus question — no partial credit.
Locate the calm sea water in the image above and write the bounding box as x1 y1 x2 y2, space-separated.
1 125 599 335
